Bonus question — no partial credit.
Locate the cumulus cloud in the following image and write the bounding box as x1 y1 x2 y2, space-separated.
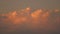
0 8 60 34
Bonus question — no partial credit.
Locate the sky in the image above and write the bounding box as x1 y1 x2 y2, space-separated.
0 0 60 13
0 0 60 34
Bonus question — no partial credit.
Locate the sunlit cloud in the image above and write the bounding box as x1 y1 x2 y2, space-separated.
0 7 60 34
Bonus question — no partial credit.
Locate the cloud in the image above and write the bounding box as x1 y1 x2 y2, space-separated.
0 8 60 34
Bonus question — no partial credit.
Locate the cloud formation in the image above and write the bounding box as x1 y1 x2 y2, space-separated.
0 8 60 34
